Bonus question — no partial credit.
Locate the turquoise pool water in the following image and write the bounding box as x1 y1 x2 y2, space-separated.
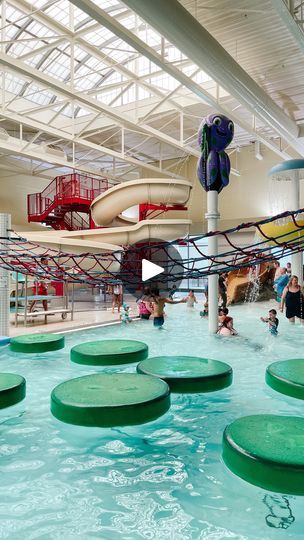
1 301 304 539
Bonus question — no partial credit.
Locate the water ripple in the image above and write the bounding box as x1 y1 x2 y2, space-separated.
1 302 304 538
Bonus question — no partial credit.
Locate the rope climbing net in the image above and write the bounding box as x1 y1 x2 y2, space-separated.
0 208 304 285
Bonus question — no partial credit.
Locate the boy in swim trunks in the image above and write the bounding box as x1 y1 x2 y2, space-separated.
260 309 279 336
150 287 186 328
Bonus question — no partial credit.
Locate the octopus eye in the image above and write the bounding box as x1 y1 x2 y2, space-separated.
213 116 222 127
228 121 234 132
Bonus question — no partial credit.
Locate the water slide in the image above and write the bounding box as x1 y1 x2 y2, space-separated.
21 178 192 275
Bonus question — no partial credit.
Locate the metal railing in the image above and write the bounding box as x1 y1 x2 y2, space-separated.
28 173 113 222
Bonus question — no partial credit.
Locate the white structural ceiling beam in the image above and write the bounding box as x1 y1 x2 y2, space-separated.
7 0 185 118
270 0 304 50
5 0 294 161
270 0 304 139
0 109 189 179
0 52 200 160
118 0 304 154
69 0 296 160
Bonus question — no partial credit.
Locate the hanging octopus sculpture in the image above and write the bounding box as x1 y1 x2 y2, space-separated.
197 113 234 193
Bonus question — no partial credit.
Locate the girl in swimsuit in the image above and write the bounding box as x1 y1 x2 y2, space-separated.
217 316 238 336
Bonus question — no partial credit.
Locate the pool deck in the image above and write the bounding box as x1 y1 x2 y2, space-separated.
8 297 140 336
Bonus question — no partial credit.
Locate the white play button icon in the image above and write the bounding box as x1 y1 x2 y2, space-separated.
142 258 164 282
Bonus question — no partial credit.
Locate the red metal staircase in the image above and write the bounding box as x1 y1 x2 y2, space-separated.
28 173 188 231
27 173 110 230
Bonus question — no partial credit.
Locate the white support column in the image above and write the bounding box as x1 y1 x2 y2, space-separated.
291 171 303 284
0 214 11 337
205 191 219 333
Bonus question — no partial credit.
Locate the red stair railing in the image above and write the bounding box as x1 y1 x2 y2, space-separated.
27 173 114 229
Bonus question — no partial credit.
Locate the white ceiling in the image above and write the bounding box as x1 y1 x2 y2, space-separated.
0 0 304 182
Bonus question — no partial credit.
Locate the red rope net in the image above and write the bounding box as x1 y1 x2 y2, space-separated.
0 208 303 285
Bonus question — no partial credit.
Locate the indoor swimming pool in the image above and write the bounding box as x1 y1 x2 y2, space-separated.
1 300 304 539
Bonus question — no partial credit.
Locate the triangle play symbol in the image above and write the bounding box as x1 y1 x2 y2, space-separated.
142 259 164 282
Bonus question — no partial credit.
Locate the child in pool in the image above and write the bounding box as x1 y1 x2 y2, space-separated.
260 309 279 336
217 307 237 335
200 302 208 317
217 316 238 336
120 302 132 323
185 290 197 307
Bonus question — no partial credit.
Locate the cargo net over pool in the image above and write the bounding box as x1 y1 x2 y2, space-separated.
1 208 304 286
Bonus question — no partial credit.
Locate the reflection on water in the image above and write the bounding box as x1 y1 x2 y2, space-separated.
0 301 304 539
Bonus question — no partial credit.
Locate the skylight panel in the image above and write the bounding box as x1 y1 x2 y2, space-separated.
27 20 55 38
125 57 159 77
27 0 50 9
41 48 71 81
104 39 135 63
122 84 136 105
5 73 26 95
5 23 23 42
76 108 91 117
119 14 136 31
43 54 70 81
23 84 54 105
8 21 54 59
136 57 151 76
5 5 25 24
25 53 45 68
45 1 70 27
85 27 116 47
85 55 105 70
62 104 90 118
148 74 179 92
9 36 39 59
74 66 104 91
96 88 121 105
73 45 89 63
99 71 124 85
91 0 121 9
72 55 110 87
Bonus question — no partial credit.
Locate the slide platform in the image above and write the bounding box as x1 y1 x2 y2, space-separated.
21 178 192 276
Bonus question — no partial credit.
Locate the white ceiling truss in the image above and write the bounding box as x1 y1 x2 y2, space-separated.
0 0 304 182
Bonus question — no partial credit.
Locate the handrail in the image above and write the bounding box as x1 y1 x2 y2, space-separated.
28 173 113 228
64 212 89 230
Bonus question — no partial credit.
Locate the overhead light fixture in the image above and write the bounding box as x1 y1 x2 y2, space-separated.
255 141 263 160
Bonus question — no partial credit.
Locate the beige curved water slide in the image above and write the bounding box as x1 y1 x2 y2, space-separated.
22 178 192 274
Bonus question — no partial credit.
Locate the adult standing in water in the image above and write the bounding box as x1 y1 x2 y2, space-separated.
280 275 304 324
112 282 123 313
218 272 228 309
150 287 186 328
